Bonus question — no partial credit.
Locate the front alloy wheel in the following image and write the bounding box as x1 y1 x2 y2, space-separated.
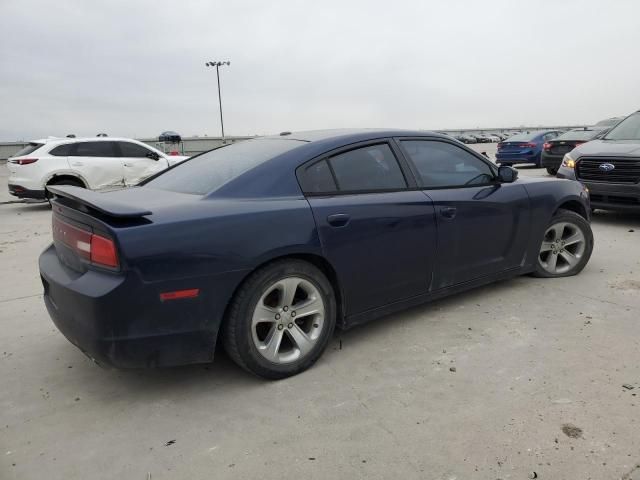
533 209 593 278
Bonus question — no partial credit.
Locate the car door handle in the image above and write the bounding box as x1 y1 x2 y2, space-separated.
439 206 457 219
327 213 351 227
123 163 131 167
71 162 84 166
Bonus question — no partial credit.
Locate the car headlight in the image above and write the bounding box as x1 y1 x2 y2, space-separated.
561 153 576 169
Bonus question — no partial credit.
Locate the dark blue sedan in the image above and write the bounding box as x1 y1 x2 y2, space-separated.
40 129 593 379
496 130 563 167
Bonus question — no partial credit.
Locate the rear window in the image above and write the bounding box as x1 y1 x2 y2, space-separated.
146 138 301 195
505 132 540 142
11 143 43 157
555 129 601 141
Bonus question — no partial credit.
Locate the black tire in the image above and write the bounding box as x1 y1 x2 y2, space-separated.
546 167 558 175
531 209 593 278
222 259 336 379
46 178 84 199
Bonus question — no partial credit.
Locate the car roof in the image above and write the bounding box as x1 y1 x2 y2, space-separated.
262 128 445 143
31 136 146 145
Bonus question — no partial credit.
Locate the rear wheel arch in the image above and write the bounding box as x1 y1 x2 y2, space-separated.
46 174 88 189
221 253 345 334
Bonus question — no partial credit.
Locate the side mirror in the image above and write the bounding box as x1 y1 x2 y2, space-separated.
498 165 518 183
146 151 161 161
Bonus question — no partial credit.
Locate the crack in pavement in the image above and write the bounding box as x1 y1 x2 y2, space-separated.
0 293 43 303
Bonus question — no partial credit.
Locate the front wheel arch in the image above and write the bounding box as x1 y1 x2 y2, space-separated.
555 200 588 220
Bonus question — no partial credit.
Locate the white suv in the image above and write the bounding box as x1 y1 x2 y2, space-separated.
7 137 189 200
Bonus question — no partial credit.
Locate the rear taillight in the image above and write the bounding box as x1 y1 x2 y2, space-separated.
497 143 503 150
543 142 552 151
90 234 119 268
9 158 38 165
52 216 119 269
520 142 537 149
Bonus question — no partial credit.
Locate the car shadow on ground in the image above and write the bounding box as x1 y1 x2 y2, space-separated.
79 277 522 399
591 210 640 228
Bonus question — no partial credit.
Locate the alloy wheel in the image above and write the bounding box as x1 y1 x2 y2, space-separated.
251 277 325 364
538 222 586 274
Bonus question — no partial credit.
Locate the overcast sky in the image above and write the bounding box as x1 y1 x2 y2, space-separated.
1 0 639 141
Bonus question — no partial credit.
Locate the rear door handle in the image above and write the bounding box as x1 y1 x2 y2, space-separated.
327 213 351 227
439 206 457 219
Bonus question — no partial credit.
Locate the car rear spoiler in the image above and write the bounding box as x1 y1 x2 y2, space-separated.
46 186 152 218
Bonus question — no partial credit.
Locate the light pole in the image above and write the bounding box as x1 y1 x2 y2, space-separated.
205 60 230 142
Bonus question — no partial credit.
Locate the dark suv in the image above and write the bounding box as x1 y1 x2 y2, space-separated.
557 110 640 211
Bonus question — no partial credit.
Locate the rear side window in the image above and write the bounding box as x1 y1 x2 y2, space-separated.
12 143 43 157
49 144 74 156
298 160 337 193
328 144 406 191
119 141 154 157
73 141 118 157
401 140 494 188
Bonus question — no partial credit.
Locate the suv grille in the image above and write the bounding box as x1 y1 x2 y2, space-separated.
576 157 640 184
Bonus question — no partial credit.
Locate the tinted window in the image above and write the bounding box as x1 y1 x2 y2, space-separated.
401 140 494 188
605 112 640 140
542 132 558 141
298 160 337 193
73 141 118 157
119 141 154 157
146 138 300 195
12 143 43 157
555 129 602 141
328 144 406 191
49 144 73 156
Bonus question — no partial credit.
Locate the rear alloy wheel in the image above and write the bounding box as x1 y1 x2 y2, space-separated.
533 209 593 278
223 260 336 379
546 167 558 175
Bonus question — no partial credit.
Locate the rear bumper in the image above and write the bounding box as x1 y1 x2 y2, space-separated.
495 152 540 165
39 244 226 368
8 184 46 199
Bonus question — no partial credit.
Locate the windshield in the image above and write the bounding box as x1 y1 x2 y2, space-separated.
145 138 301 195
605 112 640 140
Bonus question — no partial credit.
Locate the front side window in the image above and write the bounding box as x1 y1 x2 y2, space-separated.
401 140 494 188
605 112 640 140
73 141 118 157
119 141 154 158
328 144 406 192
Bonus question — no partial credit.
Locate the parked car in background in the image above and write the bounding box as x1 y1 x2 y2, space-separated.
40 129 592 379
7 137 189 200
486 134 501 142
557 110 640 211
457 134 477 144
496 130 563 167
541 127 606 175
